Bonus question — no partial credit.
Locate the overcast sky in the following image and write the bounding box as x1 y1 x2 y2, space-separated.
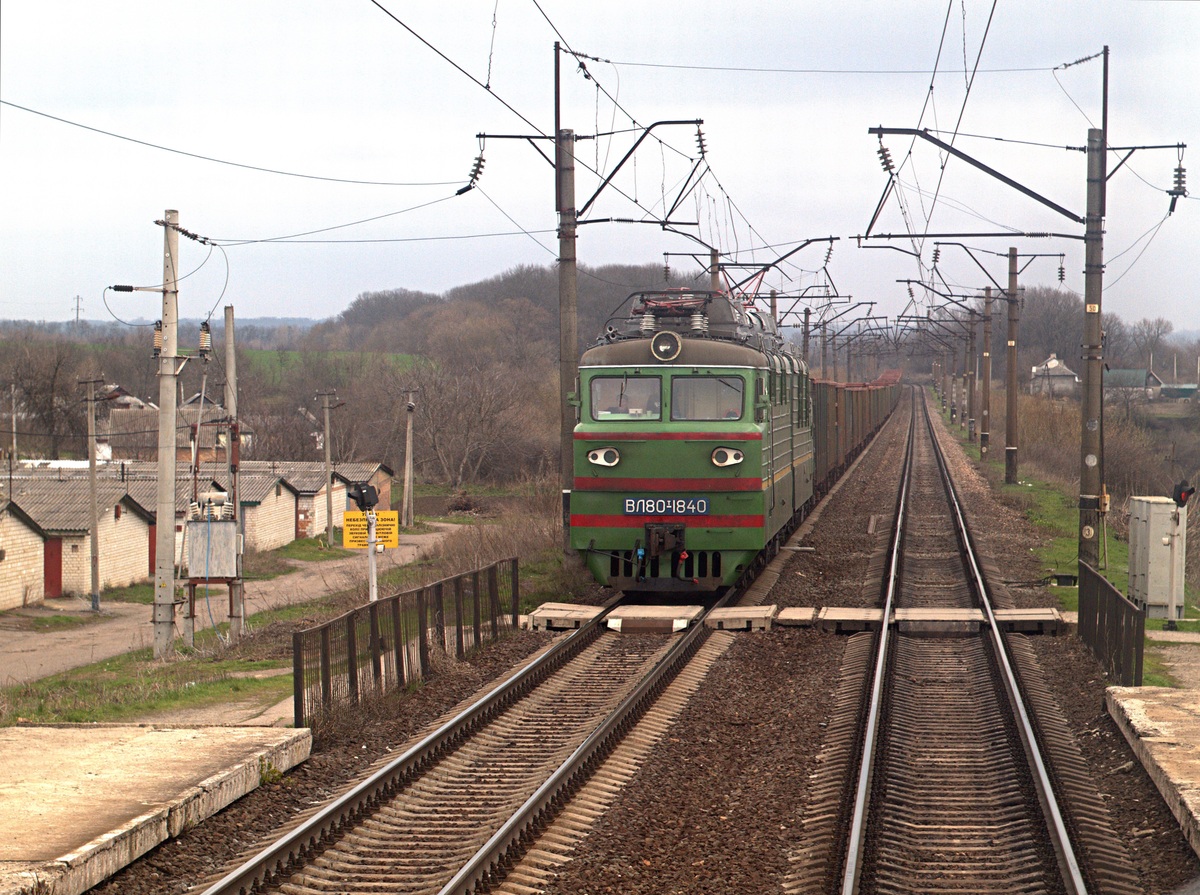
1 1 1197 335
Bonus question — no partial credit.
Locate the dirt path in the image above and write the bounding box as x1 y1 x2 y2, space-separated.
0 525 457 687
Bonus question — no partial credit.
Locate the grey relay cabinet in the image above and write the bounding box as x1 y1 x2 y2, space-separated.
1128 496 1187 620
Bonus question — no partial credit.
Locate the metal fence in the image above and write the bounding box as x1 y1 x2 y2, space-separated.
292 558 520 727
1077 561 1144 686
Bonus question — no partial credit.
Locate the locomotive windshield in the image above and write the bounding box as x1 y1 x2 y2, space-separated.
671 375 744 421
590 375 662 420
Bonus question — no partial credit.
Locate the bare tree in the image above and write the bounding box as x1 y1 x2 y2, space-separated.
1102 313 1133 367
1 330 86 458
1132 317 1174 372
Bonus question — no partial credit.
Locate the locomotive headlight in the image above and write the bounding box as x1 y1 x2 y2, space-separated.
588 447 621 467
711 447 744 467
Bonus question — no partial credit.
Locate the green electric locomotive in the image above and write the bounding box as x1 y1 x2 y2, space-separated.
570 290 815 593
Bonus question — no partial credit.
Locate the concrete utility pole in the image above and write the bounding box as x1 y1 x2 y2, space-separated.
153 210 180 659
803 307 811 362
83 378 102 612
557 126 578 551
223 305 244 641
318 391 338 548
402 390 417 528
710 248 721 293
1004 247 1020 485
980 288 993 456
223 306 238 492
1078 127 1107 566
966 313 977 440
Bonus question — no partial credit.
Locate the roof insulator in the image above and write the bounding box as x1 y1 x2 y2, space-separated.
877 144 895 173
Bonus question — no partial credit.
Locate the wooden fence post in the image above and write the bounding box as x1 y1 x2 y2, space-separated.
510 558 520 628
391 596 405 689
418 586 430 680
454 577 466 659
346 614 359 705
292 631 306 729
489 565 500 639
435 581 447 657
369 602 383 691
320 626 333 717
472 570 482 649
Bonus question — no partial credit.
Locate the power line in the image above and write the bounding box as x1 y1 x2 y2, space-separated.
583 60 1051 75
210 194 463 244
0 99 458 187
475 187 557 257
366 0 546 136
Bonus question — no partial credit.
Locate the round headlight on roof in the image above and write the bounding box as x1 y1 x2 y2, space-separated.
587 447 621 467
711 447 744 467
650 330 682 362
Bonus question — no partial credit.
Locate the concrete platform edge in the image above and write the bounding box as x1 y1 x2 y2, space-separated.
1106 687 1200 862
1 728 311 895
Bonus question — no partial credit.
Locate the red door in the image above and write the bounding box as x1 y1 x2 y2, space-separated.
148 523 156 575
44 538 63 599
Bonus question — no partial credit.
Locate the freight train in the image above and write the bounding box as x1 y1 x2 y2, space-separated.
569 289 901 594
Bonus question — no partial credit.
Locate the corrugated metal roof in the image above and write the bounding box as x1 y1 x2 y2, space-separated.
235 474 296 505
0 500 47 537
1105 369 1162 389
8 479 138 533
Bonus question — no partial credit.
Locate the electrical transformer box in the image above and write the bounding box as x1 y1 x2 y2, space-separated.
186 519 240 579
1128 496 1187 620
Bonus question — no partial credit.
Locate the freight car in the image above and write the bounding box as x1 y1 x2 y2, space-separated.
569 289 900 594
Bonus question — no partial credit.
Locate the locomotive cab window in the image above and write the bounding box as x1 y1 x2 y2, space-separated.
671 375 744 421
590 375 661 420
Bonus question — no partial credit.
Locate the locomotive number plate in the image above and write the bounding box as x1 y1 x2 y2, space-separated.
623 497 710 515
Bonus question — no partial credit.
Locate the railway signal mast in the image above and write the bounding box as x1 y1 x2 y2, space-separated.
868 47 1186 572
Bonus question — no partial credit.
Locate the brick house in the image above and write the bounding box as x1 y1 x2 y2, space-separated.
222 473 298 552
0 500 46 610
9 480 154 598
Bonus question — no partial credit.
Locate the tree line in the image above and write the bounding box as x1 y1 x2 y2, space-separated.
1 272 1194 489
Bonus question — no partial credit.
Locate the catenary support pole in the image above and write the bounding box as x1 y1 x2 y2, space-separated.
224 306 243 642
967 312 977 441
403 392 416 528
557 127 578 552
1005 246 1020 485
1079 127 1107 566
153 210 180 659
321 392 334 548
981 288 993 456
85 378 101 611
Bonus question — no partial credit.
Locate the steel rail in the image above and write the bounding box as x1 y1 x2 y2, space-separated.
838 387 915 895
197 596 621 895
439 590 734 894
922 389 1088 895
839 387 1088 894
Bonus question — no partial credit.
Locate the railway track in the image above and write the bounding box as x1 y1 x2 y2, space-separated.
790 388 1140 895
194 591 733 895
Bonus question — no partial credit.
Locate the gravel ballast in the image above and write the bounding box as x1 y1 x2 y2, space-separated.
95 391 1200 894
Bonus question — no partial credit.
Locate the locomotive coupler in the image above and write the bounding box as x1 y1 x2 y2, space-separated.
644 523 685 557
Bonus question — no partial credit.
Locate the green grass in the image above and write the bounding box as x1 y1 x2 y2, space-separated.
104 582 155 604
275 535 354 561
1140 648 1178 688
0 651 294 725
29 614 101 631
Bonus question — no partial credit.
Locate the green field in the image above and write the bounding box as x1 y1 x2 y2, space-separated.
242 348 415 387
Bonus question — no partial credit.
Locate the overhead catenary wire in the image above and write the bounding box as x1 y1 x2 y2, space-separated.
0 100 458 187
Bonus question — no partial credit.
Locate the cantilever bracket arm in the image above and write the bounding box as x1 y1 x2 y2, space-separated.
579 119 703 217
868 126 1085 225
730 237 837 291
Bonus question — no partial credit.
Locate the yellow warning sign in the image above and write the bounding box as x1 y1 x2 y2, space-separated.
342 511 400 549
374 511 400 547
